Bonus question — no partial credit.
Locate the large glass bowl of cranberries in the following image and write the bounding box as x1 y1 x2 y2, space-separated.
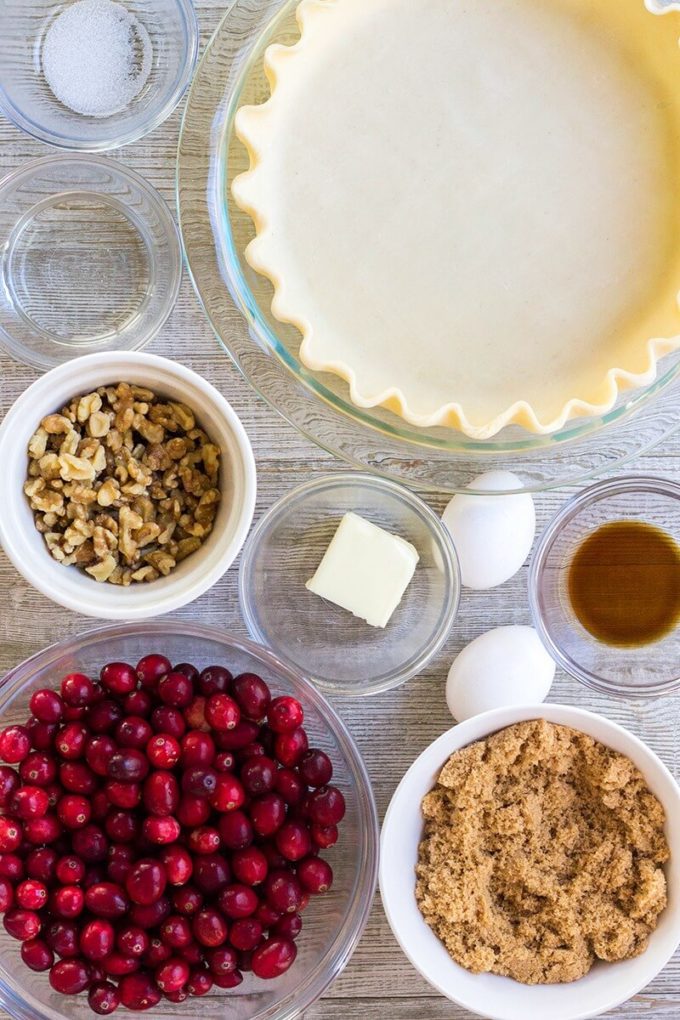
0 622 378 1019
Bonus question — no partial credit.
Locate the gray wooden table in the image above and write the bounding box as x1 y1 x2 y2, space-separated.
2 3 680 1017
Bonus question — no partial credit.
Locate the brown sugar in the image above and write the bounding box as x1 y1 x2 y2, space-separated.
416 720 669 985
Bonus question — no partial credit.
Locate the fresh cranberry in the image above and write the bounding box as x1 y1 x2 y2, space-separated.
0 765 20 806
87 700 123 735
4 907 41 941
107 749 148 782
26 847 57 882
122 689 152 718
0 853 24 882
85 735 116 776
143 770 179 816
192 908 228 947
0 818 22 852
205 694 240 732
299 748 333 787
236 741 266 762
24 815 61 845
26 718 57 751
115 716 152 750
214 751 235 773
250 793 286 838
129 896 171 928
88 979 120 1014
60 761 97 794
103 952 140 977
30 689 64 723
308 785 346 825
16 878 48 912
187 966 213 996
12 785 49 820
42 783 62 809
155 956 190 993
311 822 339 849
252 936 297 979
298 856 333 894
210 773 246 814
62 704 87 722
49 957 90 993
79 918 115 961
72 824 108 861
274 767 305 806
55 854 85 884
146 734 180 769
21 937 54 971
274 728 308 767
56 723 87 760
218 810 253 850
85 882 129 919
57 793 91 829
217 883 258 920
267 696 304 734
274 912 303 941
187 827 221 856
205 944 238 977
107 844 134 884
159 914 193 949
265 870 303 914
0 877 13 912
231 673 271 721
174 663 199 683
261 843 287 871
183 697 209 732
51 884 84 918
181 765 218 799
0 725 31 763
229 917 263 952
105 810 138 843
157 673 193 709
275 820 312 862
46 918 79 957
105 780 141 810
117 925 149 958
172 886 203 916
61 674 96 707
143 816 181 845
177 794 210 828
212 968 243 989
143 937 172 967
180 731 215 767
197 665 232 697
239 757 275 797
136 654 171 689
118 971 162 1011
100 663 137 696
214 721 260 751
231 846 268 887
160 845 193 886
150 706 186 739
126 859 167 905
192 854 230 895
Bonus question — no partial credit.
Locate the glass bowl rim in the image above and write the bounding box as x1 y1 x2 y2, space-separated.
238 471 461 697
0 0 199 152
529 474 680 699
0 619 380 1020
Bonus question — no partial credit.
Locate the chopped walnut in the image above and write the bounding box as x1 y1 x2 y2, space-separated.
25 383 222 585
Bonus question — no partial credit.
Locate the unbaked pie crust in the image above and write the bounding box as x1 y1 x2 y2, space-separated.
233 0 680 439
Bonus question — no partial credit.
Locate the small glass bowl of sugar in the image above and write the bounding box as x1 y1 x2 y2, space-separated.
0 0 199 150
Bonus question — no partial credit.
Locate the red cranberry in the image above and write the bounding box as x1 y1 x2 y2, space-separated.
250 793 286 837
46 918 79 957
265 870 303 914
183 697 209 733
21 937 54 971
87 700 123 735
299 748 333 787
80 918 115 960
209 773 245 812
100 663 137 696
218 811 253 850
212 969 243 988
143 937 172 967
0 853 24 882
123 689 152 717
298 856 333 894
117 925 149 958
0 766 20 806
4 907 41 941
26 847 56 882
49 957 90 993
236 741 266 762
61 673 96 707
60 761 97 794
56 723 87 760
26 719 57 751
177 794 210 828
105 780 141 810
88 979 120 1014
143 770 179 816
0 725 31 763
215 721 260 751
72 824 108 861
187 966 213 996
157 673 193 709
57 793 91 829
205 945 238 976
218 883 258 920
107 749 149 782
107 844 134 884
146 734 180 769
136 654 171 689
24 815 61 845
42 782 62 809
19 754 55 789
267 696 304 734
12 785 49 820
192 908 228 947
261 843 287 871
231 673 271 721
143 817 181 845
103 952 140 977
16 878 47 911
187 827 220 856
229 917 263 952
214 751 235 773
105 810 138 843
205 694 240 732
85 735 116 776
240 756 275 797
274 728 308 767
55 854 85 884
173 663 199 682
231 847 268 887
0 818 22 852
252 936 297 979
274 768 305 806
192 854 230 895
275 820 312 862
311 822 339 849
308 785 346 825
172 885 203 916
85 882 129 919
30 689 64 723
197 665 232 697
180 731 215 767
155 956 190 993
181 765 218 799
126 859 167 905
0 877 13 912
160 845 193 886
51 884 84 918
160 914 193 949
129 896 171 927
118 971 162 1011
62 705 86 722
150 706 186 739
115 716 152 750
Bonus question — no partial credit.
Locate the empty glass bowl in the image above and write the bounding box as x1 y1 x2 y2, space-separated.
529 476 680 698
0 0 198 150
0 621 379 1020
0 155 182 369
239 473 460 696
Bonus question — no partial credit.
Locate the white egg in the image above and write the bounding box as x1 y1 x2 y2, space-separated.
446 626 555 722
442 470 535 589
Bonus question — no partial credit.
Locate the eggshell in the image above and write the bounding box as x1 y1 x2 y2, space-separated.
446 625 555 722
442 470 535 589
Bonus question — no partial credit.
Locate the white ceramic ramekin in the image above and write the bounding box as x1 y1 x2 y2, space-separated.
0 352 257 619
380 704 680 1020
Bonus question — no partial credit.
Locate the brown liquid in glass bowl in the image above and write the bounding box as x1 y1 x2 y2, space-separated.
568 521 680 648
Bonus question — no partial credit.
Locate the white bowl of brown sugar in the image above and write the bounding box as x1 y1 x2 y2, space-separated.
380 704 680 1020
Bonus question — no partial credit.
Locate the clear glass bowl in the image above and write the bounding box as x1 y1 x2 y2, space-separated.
0 155 182 369
239 473 460 697
0 621 379 1020
529 476 680 698
0 0 198 151
176 0 680 496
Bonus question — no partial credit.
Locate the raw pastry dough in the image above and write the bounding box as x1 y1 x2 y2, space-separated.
233 0 680 438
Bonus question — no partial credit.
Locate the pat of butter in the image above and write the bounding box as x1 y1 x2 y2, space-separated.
305 512 419 628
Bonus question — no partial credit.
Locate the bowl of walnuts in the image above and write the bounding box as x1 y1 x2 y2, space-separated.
0 352 256 619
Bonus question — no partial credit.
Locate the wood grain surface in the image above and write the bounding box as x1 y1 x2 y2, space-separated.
2 3 680 1018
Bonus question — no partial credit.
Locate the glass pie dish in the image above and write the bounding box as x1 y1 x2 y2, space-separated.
177 0 680 494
